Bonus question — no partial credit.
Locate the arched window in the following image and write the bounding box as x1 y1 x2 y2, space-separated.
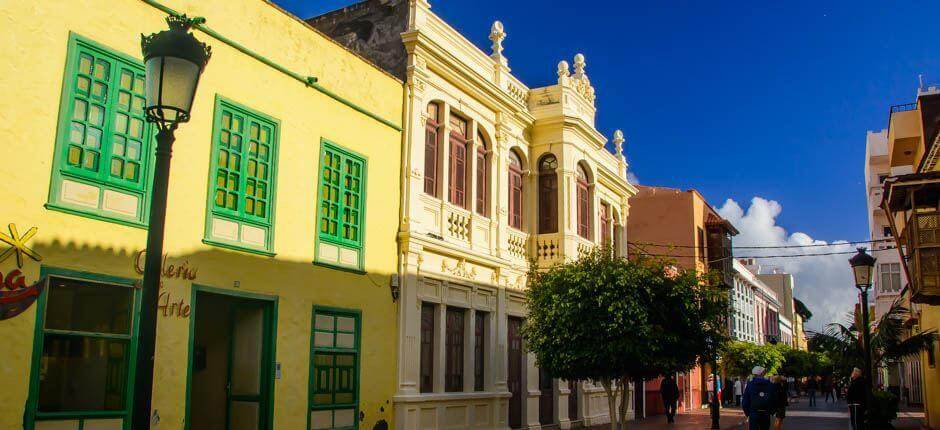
537 154 558 234
424 103 440 197
576 164 591 239
508 151 523 229
475 131 489 216
448 114 469 208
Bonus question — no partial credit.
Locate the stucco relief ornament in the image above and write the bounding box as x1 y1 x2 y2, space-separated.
442 258 477 280
570 53 596 103
489 21 507 65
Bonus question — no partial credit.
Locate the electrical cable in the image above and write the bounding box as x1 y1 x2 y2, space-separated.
627 238 893 250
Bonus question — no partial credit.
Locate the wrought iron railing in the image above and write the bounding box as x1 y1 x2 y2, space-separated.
891 102 918 114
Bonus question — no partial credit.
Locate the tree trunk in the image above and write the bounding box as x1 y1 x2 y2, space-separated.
619 376 631 430
601 378 618 430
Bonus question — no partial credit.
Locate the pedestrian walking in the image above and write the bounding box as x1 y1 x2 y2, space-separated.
846 368 868 430
734 378 743 406
772 375 789 430
806 375 818 407
823 376 834 403
660 374 679 424
742 366 777 430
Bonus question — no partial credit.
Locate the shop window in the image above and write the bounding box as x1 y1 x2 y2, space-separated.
474 312 486 391
47 34 155 227
420 303 435 393
508 151 524 230
315 141 367 270
445 307 466 392
310 308 360 430
204 98 279 254
538 154 558 234
424 103 440 197
28 275 138 428
475 132 489 217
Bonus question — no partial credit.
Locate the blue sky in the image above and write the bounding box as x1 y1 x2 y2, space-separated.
275 1 940 326
280 0 940 242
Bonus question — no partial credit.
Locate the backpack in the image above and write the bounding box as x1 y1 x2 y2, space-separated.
749 381 774 412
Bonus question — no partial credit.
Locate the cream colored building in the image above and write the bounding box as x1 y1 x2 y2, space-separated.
310 1 637 429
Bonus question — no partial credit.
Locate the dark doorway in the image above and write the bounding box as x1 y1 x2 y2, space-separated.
188 290 275 430
507 316 523 429
539 368 553 425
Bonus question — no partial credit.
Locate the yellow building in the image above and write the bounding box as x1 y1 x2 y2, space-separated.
310 1 638 429
0 0 403 429
879 88 940 428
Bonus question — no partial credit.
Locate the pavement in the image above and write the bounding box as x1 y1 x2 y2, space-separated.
602 396 927 430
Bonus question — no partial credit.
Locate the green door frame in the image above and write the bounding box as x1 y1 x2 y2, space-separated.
184 285 278 430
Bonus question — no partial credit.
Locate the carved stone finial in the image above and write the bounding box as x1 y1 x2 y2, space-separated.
490 21 506 59
557 60 570 80
573 53 586 78
613 129 625 154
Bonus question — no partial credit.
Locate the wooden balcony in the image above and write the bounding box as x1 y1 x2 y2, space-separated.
900 211 940 304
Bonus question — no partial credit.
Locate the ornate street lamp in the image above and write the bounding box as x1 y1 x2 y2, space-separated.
133 15 210 430
849 247 876 430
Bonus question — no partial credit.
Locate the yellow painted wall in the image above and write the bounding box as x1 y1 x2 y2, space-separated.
921 307 940 429
0 0 403 429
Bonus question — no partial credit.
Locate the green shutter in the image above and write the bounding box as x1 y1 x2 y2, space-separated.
309 308 361 430
47 34 154 227
314 141 366 270
204 97 279 254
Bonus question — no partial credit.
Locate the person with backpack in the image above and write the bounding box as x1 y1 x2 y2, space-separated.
742 366 777 430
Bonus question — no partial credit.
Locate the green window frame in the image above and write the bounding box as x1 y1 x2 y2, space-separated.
309 307 361 430
314 140 367 270
203 97 279 255
25 268 141 430
47 33 155 227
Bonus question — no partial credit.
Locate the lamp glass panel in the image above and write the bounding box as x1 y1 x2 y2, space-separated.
853 264 873 287
145 56 200 122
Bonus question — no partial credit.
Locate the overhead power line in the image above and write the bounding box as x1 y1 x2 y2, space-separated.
627 244 892 260
627 238 893 250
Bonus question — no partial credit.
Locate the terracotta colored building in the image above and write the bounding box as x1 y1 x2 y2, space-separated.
627 186 737 417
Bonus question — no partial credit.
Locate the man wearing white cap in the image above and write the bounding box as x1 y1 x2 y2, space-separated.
741 366 777 430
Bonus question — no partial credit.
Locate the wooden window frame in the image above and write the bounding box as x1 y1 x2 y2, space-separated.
47 33 156 228
309 307 361 430
576 166 591 239
424 105 440 197
315 141 368 270
445 307 466 392
538 155 558 234
600 202 611 248
508 152 524 230
449 132 469 208
204 97 280 255
25 270 141 430
475 134 489 217
474 312 486 391
419 303 435 393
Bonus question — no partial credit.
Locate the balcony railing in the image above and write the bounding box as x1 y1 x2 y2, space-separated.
891 102 918 114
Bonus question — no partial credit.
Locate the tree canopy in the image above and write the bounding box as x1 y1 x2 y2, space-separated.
523 248 729 429
721 341 785 378
794 298 813 321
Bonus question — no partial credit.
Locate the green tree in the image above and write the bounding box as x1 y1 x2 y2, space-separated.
721 341 785 378
778 346 831 377
794 298 813 321
810 299 937 377
523 248 727 430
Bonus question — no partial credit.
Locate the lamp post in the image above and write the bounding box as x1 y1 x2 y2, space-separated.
133 15 210 429
849 247 876 430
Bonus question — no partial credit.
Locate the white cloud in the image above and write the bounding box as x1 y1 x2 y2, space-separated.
717 197 860 333
626 171 640 185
